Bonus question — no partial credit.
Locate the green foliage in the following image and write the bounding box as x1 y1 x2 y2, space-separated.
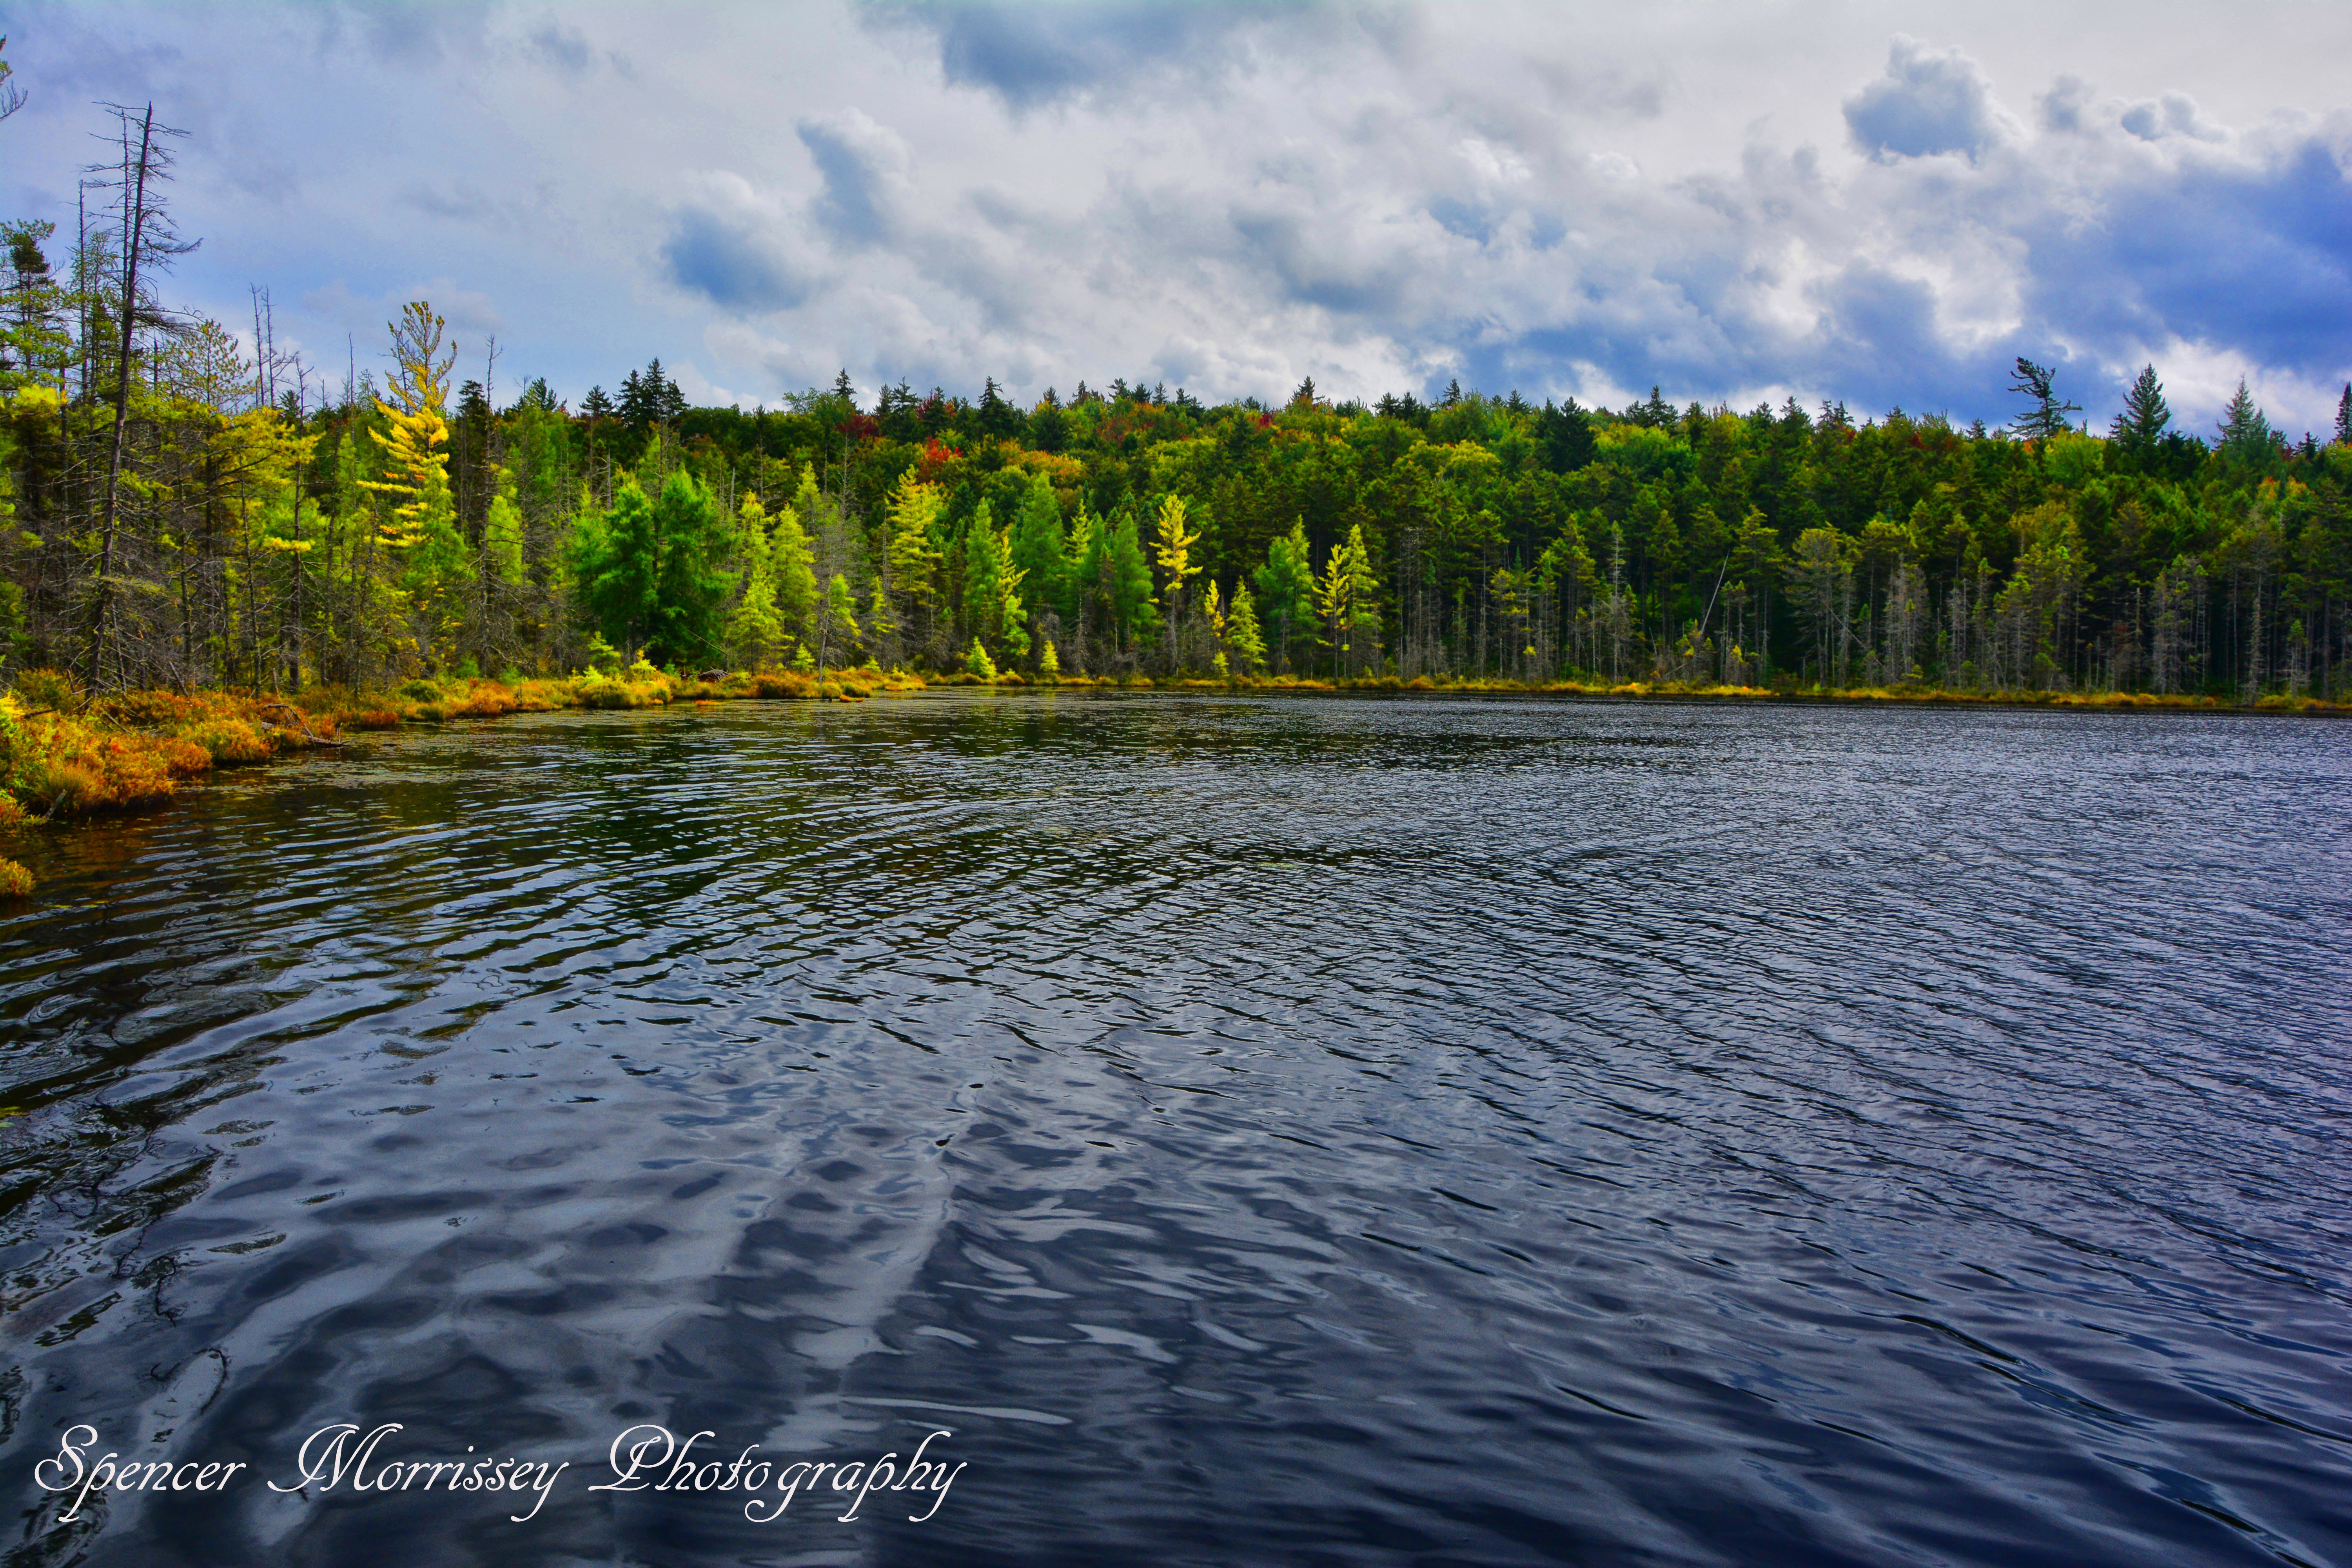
1254 521 1316 671
1225 581 1266 672
647 470 733 668
1007 471 1065 639
579 476 659 660
1101 509 1160 652
0 256 2345 702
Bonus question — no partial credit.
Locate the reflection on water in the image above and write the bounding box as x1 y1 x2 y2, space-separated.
1 693 2347 1566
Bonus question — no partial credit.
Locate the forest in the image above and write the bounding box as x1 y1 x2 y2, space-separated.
5 104 2352 706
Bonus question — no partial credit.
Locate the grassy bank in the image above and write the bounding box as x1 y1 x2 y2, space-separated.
1 663 2336 899
0 662 926 895
1000 669 2345 714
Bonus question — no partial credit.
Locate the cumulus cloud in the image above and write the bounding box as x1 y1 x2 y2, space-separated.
1844 37 2013 162
2120 91 2227 143
796 110 913 246
661 174 815 313
865 1 1268 110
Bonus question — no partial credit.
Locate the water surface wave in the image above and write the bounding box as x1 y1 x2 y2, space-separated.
2 693 2346 1566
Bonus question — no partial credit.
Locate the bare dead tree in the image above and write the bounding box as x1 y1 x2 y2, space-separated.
0 36 27 123
83 101 196 689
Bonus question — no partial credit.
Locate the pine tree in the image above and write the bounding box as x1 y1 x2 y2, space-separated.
962 500 1003 650
769 474 819 646
1060 500 1098 629
1105 510 1160 653
2217 379 2277 470
1254 521 1316 672
1151 493 1201 664
818 573 859 670
1340 522 1381 670
1226 581 1266 672
1007 471 1065 639
886 472 944 651
581 476 659 660
646 470 733 668
726 495 784 670
2008 358 2081 441
485 485 525 586
1313 533 1352 670
2335 383 2350 446
2110 364 2171 450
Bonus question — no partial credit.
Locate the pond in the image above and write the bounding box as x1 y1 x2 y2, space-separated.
2 692 2347 1566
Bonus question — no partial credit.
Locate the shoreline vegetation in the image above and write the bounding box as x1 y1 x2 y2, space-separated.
1 663 2337 900
10 118 2352 898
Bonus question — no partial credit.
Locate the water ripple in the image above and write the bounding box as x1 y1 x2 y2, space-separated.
0 695 2346 1566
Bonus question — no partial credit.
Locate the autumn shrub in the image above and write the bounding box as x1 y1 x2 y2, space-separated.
158 739 213 779
10 668 79 714
0 791 24 829
183 719 271 765
508 681 567 713
0 857 30 898
446 682 519 719
575 674 648 710
344 707 403 730
396 678 444 703
26 736 175 811
748 671 816 699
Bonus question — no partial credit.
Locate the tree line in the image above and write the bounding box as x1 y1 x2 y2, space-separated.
4 107 2350 700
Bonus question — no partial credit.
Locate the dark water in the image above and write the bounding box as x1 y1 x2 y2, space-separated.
2 693 2347 1568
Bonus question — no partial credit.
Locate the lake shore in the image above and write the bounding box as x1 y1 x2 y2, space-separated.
2 666 2340 897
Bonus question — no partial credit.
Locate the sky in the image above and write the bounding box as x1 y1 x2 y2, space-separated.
2 0 2349 435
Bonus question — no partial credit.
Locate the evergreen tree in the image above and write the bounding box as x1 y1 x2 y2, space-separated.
769 474 819 648
1105 510 1160 653
1254 521 1316 672
646 470 733 668
2217 378 2278 472
1226 580 1266 672
2334 383 2350 446
2110 364 2171 451
2008 357 2081 440
1007 471 1065 640
581 476 659 660
726 495 784 670
963 500 1003 649
1340 522 1381 668
886 472 945 634
818 573 860 668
